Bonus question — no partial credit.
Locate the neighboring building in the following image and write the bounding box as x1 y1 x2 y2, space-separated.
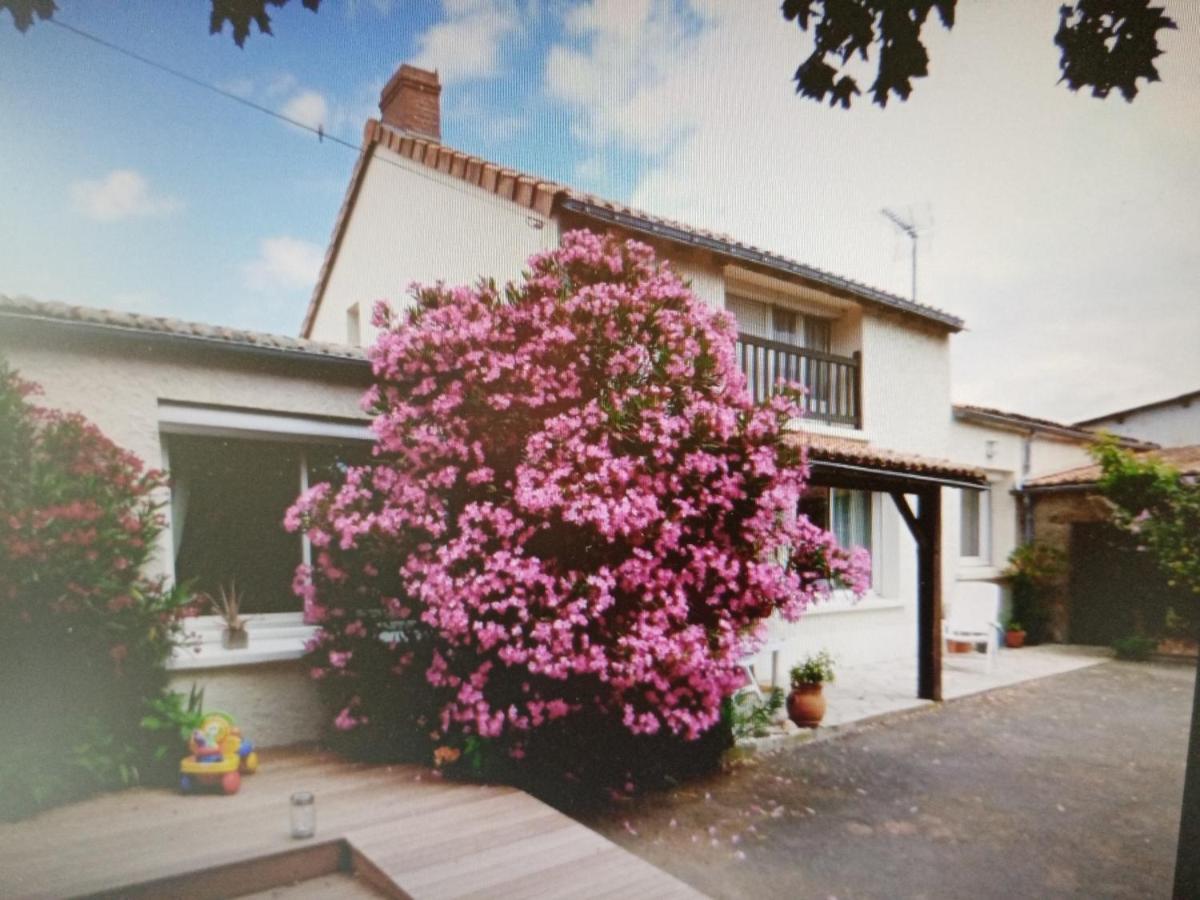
1019 445 1200 645
1075 389 1200 448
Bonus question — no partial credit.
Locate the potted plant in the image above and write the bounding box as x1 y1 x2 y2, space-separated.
1005 620 1027 649
787 650 835 728
208 582 249 650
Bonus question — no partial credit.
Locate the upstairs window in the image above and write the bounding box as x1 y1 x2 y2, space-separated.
728 295 832 353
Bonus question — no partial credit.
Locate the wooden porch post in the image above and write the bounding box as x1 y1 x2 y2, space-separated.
889 488 943 703
916 487 943 702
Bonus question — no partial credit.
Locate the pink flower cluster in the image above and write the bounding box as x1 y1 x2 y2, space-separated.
288 230 868 750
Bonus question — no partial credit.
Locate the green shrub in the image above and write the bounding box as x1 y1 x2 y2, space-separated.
1111 634 1158 661
1004 542 1066 643
0 361 190 819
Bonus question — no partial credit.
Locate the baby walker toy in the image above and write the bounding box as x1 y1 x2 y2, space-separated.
179 711 260 795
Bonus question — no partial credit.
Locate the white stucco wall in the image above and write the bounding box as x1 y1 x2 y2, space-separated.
859 316 953 456
168 661 324 749
1083 401 1200 448
309 149 561 346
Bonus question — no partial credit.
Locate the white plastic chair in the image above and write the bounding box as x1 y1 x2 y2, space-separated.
943 581 1002 672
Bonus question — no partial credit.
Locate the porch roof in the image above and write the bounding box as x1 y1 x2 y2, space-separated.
793 432 989 492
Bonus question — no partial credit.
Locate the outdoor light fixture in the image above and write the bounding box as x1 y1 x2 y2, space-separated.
290 791 316 839
985 440 997 461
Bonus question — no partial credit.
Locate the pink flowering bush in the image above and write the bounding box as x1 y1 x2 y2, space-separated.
0 361 189 819
289 230 868 784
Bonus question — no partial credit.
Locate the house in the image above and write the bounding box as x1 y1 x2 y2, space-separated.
0 62 1160 745
1075 388 1200 448
302 63 1132 682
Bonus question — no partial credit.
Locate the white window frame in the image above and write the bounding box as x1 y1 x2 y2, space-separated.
158 403 373 669
959 485 991 566
801 488 886 610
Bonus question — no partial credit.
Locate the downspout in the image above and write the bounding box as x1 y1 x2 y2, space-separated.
1019 430 1035 543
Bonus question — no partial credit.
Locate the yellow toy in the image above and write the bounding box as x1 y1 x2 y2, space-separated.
179 712 260 795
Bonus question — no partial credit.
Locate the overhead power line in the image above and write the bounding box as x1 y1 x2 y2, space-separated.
42 17 552 219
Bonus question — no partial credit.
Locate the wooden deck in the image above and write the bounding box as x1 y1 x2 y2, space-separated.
0 749 703 899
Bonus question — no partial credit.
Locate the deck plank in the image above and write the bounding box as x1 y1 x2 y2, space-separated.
0 749 703 900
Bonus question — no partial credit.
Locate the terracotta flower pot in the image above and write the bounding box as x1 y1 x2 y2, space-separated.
787 683 827 728
947 640 973 653
1005 630 1026 649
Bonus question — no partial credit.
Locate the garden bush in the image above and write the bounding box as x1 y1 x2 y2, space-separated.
287 230 869 791
0 362 189 819
1004 541 1066 644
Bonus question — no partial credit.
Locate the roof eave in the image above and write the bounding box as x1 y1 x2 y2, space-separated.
0 309 370 370
952 405 1155 448
560 198 965 333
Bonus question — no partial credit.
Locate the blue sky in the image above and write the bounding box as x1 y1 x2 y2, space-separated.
1 0 1198 420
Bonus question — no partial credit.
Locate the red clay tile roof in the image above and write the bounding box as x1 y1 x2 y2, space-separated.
791 432 988 485
1023 444 1200 489
1 294 366 364
300 120 966 338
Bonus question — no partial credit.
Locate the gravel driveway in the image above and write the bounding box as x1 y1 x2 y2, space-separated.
582 661 1194 900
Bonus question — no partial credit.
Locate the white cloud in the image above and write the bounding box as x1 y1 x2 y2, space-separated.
411 0 523 84
281 89 330 131
242 237 324 292
542 0 707 155
71 169 182 222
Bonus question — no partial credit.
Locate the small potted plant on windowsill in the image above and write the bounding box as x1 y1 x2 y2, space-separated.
208 582 249 650
1005 621 1027 649
787 650 835 728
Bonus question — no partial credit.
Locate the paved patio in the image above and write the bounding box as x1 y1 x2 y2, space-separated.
823 643 1113 728
0 749 701 899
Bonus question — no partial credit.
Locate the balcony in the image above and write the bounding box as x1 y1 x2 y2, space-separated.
735 332 862 428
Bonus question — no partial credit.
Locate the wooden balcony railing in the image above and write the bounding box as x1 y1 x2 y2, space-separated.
735 333 862 428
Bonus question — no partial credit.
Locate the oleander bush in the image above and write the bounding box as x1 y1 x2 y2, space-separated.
287 230 869 792
0 361 189 819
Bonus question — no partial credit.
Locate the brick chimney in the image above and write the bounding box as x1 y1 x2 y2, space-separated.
379 64 441 141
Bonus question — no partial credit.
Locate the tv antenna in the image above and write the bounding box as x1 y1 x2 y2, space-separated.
881 207 922 302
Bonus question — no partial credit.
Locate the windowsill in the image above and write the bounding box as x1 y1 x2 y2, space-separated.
956 565 1005 582
168 614 316 671
804 590 905 616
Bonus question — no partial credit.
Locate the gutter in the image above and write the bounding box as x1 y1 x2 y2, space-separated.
559 198 965 333
1015 481 1100 495
808 458 987 491
0 310 371 372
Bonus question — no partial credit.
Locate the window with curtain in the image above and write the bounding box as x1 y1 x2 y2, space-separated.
799 486 872 553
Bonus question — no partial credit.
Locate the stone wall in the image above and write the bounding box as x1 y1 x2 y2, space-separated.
1030 490 1111 640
